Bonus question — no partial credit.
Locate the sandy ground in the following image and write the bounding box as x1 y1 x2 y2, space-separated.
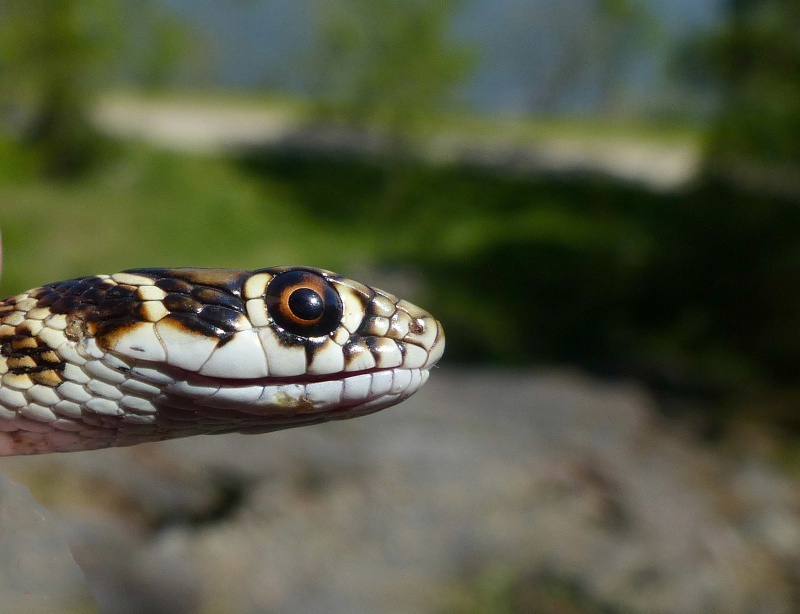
93 98 701 192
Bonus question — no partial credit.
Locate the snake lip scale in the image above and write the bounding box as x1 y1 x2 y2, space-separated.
164 363 413 388
0 265 445 455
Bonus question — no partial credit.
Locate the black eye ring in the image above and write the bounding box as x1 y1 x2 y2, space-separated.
265 270 342 337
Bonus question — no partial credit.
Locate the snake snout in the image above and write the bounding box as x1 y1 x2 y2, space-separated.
393 299 445 370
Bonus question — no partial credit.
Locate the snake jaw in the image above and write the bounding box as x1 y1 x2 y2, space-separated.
0 266 444 454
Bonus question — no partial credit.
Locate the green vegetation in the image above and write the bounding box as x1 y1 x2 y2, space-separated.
0 0 119 176
309 0 473 135
442 564 629 614
678 0 800 193
709 0 800 164
0 143 385 295
0 0 189 177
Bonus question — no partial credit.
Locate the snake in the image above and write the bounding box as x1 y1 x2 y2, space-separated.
0 240 444 456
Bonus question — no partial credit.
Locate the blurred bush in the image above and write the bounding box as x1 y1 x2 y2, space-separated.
0 0 120 176
305 0 475 217
309 0 474 135
0 0 190 178
678 0 800 197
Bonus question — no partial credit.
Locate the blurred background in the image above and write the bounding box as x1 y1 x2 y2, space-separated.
1 0 800 612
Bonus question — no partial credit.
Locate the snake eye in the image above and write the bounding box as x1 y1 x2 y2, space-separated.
265 270 342 337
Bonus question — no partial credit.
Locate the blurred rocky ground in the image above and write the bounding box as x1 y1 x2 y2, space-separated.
0 472 95 613
1 369 799 614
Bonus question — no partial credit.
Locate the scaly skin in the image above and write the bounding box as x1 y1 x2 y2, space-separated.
0 246 444 455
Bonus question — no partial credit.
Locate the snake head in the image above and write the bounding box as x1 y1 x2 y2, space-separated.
0 266 444 453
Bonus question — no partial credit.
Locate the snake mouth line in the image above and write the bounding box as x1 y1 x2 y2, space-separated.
129 361 422 389
148 364 427 422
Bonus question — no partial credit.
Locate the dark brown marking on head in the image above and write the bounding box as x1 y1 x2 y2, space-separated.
45 275 201 346
127 268 249 296
364 336 383 363
216 332 235 348
37 271 253 349
342 340 363 363
47 278 84 292
44 277 111 306
164 293 202 313
93 320 150 354
95 298 138 320
191 287 246 313
162 312 226 338
270 324 308 347
43 276 118 316
104 285 136 300
363 316 384 333
303 337 326 365
356 316 378 337
15 321 40 337
31 290 60 308
154 277 194 294
49 295 81 314
364 296 392 321
94 316 143 339
198 305 245 333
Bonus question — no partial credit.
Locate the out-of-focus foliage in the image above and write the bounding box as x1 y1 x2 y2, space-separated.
128 8 196 90
501 0 657 113
0 144 399 296
305 0 475 218
678 0 800 196
309 0 474 135
0 0 122 176
443 564 626 614
0 0 190 177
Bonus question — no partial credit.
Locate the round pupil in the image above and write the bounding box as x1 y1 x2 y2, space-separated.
288 288 324 321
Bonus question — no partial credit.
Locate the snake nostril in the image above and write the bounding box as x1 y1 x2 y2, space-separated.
409 318 425 335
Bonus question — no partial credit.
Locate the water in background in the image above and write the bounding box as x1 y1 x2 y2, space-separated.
162 0 723 115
